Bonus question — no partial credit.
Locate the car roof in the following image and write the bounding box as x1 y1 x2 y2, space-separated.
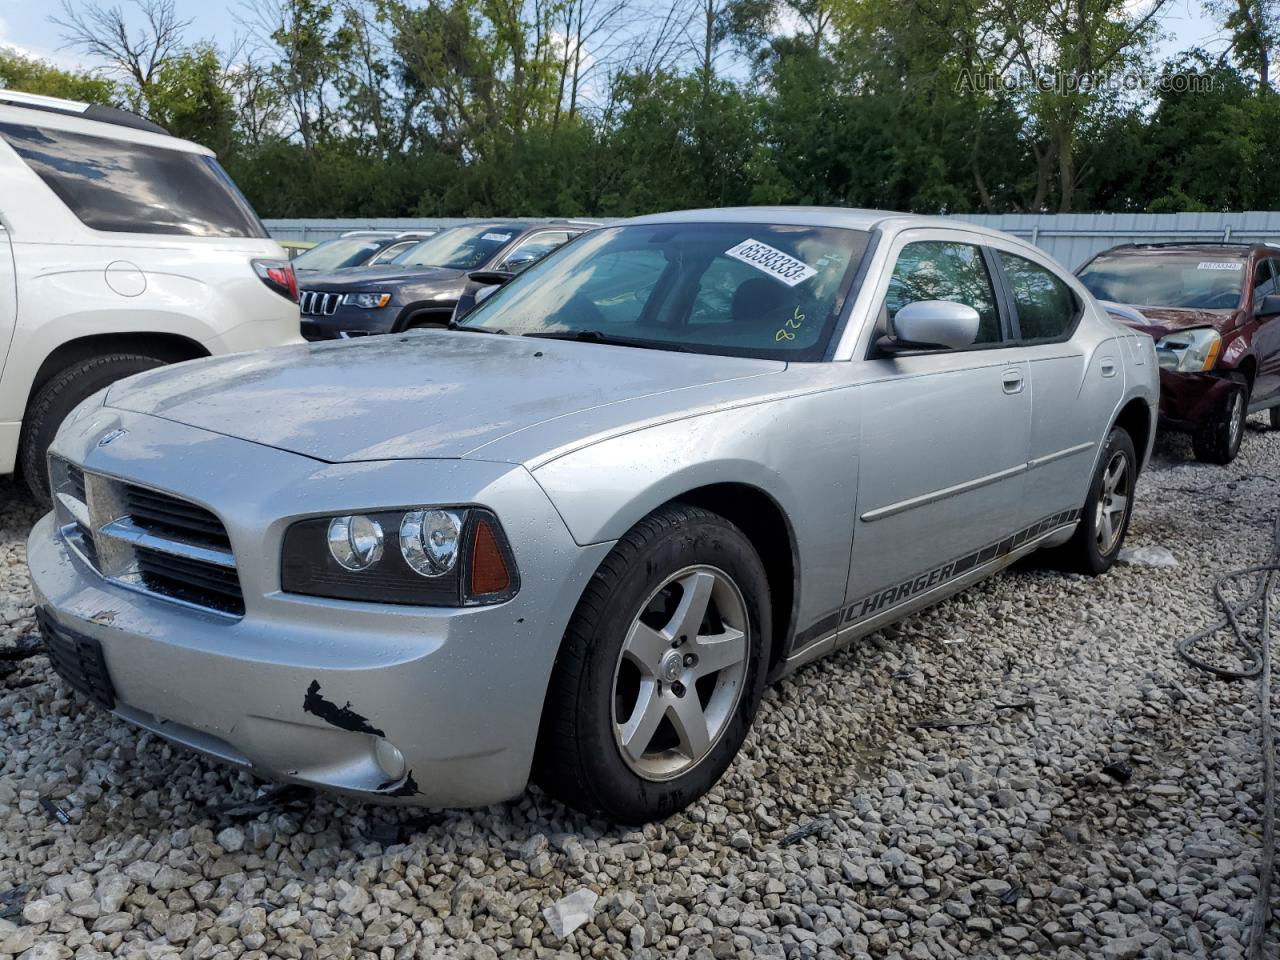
618 206 1024 239
1092 241 1275 256
0 88 210 155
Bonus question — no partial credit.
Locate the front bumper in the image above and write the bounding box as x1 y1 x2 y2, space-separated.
1157 367 1236 429
29 408 612 807
300 306 397 341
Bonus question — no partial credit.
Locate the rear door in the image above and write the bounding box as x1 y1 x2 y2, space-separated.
0 222 13 375
994 248 1121 525
845 236 1032 626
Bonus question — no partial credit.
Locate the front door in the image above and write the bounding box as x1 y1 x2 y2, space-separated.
1251 257 1280 405
845 238 1031 630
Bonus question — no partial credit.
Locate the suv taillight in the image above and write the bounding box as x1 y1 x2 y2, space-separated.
253 259 298 302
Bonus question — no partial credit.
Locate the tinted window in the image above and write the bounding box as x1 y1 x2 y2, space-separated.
394 225 519 269
0 122 266 237
887 241 1000 344
999 252 1078 342
1253 258 1278 303
462 222 870 361
1077 251 1245 309
502 231 570 269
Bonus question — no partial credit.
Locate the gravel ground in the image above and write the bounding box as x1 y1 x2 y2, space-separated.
0 422 1277 960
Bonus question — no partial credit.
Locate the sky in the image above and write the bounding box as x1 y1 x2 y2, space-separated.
0 0 1235 77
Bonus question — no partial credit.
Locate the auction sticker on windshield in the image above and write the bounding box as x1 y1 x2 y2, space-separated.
1198 261 1243 271
725 239 818 287
483 233 513 242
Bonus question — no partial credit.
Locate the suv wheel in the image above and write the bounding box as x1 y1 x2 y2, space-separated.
20 354 167 505
1058 426 1136 575
1270 406 1280 430
1192 381 1247 465
535 503 770 823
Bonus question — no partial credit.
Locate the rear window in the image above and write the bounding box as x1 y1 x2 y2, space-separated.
0 122 267 238
1077 251 1245 309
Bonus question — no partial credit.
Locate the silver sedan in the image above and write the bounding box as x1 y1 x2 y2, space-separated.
29 208 1158 822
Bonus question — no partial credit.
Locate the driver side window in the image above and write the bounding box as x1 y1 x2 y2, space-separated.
886 241 1001 344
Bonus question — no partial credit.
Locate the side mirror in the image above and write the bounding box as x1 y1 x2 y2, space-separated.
502 252 540 272
1258 293 1280 318
885 300 980 351
468 270 513 286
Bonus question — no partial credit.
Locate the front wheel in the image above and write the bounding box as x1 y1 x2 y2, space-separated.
1057 426 1137 575
535 503 770 823
1192 381 1247 464
1269 405 1280 430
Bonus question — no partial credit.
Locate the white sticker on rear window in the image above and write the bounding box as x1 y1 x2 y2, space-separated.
724 239 818 287
482 232 512 243
1197 261 1242 271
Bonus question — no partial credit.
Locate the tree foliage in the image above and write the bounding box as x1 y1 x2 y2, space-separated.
1 0 1274 216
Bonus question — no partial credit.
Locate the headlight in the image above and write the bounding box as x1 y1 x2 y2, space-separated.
281 507 518 606
1156 328 1221 372
343 292 391 309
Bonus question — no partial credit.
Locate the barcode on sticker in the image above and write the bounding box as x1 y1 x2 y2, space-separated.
725 239 817 287
482 233 512 243
1197 261 1242 271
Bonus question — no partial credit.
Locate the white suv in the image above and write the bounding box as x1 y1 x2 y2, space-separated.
0 89 302 501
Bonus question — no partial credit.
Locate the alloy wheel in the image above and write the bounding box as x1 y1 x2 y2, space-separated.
1095 450 1130 555
611 565 750 781
1228 389 1245 449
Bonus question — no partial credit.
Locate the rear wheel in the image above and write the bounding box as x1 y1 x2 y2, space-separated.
19 354 167 506
535 503 770 823
1058 426 1136 575
1192 381 1247 464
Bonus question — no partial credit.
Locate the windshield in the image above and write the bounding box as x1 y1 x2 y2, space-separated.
459 222 870 360
1078 252 1245 309
293 237 386 270
392 225 517 269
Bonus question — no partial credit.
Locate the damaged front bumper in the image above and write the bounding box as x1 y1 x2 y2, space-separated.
28 408 611 808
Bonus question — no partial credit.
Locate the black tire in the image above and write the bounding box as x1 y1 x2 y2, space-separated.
1191 380 1247 465
1058 426 1137 576
1270 406 1280 430
534 503 771 823
19 354 167 505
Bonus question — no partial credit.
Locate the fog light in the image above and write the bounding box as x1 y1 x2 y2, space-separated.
374 738 406 781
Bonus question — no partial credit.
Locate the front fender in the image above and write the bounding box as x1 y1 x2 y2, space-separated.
529 391 862 636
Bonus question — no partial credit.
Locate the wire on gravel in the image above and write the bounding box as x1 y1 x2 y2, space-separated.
1175 513 1277 960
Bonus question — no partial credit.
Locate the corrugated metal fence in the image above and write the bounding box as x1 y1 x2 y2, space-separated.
264 211 1280 270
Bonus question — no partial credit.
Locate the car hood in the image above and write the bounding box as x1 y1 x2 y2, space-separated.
301 265 466 289
1102 302 1237 339
105 332 786 463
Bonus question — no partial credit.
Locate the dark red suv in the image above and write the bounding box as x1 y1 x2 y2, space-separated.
1077 242 1280 463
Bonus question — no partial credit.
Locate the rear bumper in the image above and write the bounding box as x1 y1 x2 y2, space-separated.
29 409 612 807
1157 368 1236 429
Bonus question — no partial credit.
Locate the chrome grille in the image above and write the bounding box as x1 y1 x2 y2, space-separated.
50 458 244 617
299 290 341 316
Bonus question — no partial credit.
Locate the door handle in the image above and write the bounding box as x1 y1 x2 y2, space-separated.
1101 358 1117 378
1002 369 1024 394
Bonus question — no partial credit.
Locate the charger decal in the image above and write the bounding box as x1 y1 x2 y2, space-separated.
792 508 1082 650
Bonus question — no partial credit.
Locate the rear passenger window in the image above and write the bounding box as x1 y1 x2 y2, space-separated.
999 252 1079 342
886 241 1001 344
0 122 266 238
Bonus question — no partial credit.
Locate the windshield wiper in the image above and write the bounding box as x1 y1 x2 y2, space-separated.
447 321 508 335
523 329 687 351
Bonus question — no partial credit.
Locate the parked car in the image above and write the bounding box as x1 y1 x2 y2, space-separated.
291 230 439 274
279 240 316 259
30 208 1156 822
1077 241 1280 463
0 89 302 502
297 221 590 340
